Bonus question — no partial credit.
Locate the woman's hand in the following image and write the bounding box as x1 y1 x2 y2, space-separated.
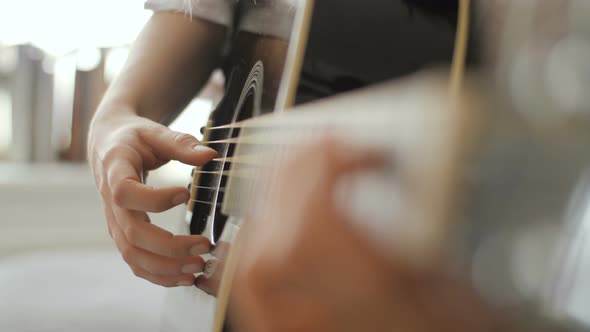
84 12 229 287
231 138 501 332
88 107 218 287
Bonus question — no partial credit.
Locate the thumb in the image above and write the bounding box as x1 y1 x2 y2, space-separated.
140 126 218 166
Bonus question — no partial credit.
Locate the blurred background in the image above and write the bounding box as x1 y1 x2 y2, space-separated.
1 0 590 331
0 1 215 331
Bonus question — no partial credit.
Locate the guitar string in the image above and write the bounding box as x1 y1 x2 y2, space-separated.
201 138 294 145
190 0 472 210
203 116 267 131
202 118 386 131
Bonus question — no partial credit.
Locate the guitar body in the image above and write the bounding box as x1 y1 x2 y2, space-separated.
188 0 463 246
161 1 590 331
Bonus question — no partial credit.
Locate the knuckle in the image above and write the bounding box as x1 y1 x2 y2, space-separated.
171 131 196 145
137 123 164 137
123 225 141 246
100 145 126 165
168 244 185 258
151 233 174 257
111 182 128 207
120 246 135 265
110 178 140 208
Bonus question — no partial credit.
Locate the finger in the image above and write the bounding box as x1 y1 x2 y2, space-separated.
231 268 278 332
115 181 190 213
129 265 197 288
319 137 385 185
194 257 228 296
111 221 206 277
112 207 211 258
139 126 218 166
273 138 385 208
195 272 218 296
279 137 384 187
107 158 190 212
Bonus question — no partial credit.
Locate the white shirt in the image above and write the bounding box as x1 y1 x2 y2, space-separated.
144 0 233 26
144 0 296 39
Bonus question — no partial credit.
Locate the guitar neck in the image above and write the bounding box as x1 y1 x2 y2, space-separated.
221 72 482 265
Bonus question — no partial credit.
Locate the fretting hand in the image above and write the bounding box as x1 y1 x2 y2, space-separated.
230 138 502 332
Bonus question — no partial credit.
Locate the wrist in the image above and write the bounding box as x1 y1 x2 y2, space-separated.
88 102 137 153
95 98 137 121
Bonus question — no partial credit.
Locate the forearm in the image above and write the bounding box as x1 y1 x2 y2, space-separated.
97 12 227 124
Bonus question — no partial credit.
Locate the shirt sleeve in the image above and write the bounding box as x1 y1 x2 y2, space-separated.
144 0 234 27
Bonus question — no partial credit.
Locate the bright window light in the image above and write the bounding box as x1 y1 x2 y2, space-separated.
104 47 130 83
76 47 102 72
0 0 151 55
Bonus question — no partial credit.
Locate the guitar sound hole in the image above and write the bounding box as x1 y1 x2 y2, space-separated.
211 91 256 243
190 60 262 247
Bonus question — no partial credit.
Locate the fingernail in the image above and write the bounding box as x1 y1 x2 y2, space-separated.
204 259 218 278
177 280 194 287
193 145 217 154
181 264 202 274
173 192 189 205
190 243 210 256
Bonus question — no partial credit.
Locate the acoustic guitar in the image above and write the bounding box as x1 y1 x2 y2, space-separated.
173 0 472 331
169 0 589 331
